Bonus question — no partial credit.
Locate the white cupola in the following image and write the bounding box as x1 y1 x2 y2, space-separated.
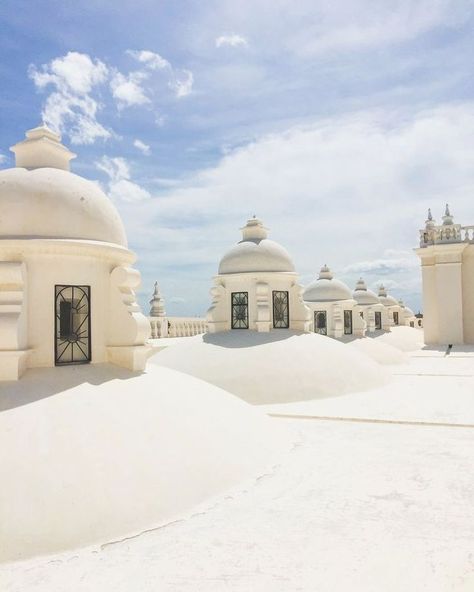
207 217 310 333
0 126 150 380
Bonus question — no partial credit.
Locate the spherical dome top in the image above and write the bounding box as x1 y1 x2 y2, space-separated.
0 126 127 247
218 218 295 275
377 285 399 307
0 167 127 247
353 278 380 305
303 265 353 302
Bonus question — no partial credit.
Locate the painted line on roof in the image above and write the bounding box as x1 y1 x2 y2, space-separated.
268 413 474 429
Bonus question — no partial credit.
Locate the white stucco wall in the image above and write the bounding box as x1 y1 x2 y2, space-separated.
207 272 310 333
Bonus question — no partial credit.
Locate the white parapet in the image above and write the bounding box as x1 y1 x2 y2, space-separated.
149 316 208 339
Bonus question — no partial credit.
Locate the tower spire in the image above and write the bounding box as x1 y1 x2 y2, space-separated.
149 282 166 317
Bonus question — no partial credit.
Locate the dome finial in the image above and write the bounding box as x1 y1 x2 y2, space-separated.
9 125 76 171
318 264 333 280
428 208 433 221
240 217 268 242
442 203 454 226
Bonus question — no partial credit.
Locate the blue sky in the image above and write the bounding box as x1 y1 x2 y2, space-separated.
1 0 474 315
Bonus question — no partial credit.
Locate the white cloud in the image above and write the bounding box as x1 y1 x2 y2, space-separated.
120 102 474 314
127 50 170 70
169 69 194 98
343 250 418 275
96 156 151 202
0 153 6 164
29 52 111 145
169 296 186 304
110 70 150 109
29 50 193 141
215 34 248 48
133 139 151 155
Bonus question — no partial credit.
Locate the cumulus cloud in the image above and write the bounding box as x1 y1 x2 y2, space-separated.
29 52 111 145
110 70 150 108
127 50 170 70
133 139 151 155
215 34 248 48
343 250 419 275
96 156 151 202
29 50 193 141
169 69 194 98
120 102 474 314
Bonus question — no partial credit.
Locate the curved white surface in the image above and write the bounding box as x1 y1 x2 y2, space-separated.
0 364 289 562
0 167 126 246
218 239 295 274
353 287 380 305
303 277 352 302
150 331 388 405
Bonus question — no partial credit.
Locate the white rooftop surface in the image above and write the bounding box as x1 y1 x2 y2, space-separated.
150 331 389 405
0 364 291 563
2 329 474 590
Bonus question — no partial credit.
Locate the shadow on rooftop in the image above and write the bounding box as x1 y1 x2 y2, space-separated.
0 363 142 412
202 329 303 349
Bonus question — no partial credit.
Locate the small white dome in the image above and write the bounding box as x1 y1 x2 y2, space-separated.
218 218 295 274
303 265 353 302
0 127 127 247
353 278 380 305
377 285 399 307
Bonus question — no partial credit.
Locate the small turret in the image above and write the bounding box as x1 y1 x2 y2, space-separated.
149 282 166 317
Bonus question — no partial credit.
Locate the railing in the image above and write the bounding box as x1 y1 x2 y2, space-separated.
149 316 207 339
420 225 474 247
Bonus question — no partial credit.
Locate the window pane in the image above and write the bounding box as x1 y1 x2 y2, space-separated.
273 291 289 328
231 292 249 329
344 310 352 335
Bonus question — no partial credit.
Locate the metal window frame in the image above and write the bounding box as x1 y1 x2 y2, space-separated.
272 290 290 329
54 285 92 366
314 310 327 335
343 309 353 335
231 291 249 329
374 311 382 330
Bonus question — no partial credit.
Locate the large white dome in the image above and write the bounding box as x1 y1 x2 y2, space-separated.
303 265 353 302
0 167 127 247
0 126 127 247
218 218 295 274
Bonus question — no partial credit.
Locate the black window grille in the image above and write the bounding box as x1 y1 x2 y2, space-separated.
273 291 289 328
375 311 382 330
231 292 249 329
314 311 327 335
55 285 91 365
393 311 399 325
344 310 353 335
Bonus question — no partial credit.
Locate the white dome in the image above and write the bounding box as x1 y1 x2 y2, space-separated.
303 265 352 302
0 126 127 247
218 218 295 274
0 167 127 247
353 278 380 305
